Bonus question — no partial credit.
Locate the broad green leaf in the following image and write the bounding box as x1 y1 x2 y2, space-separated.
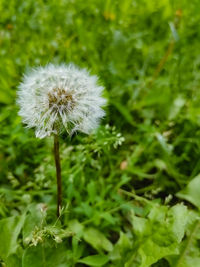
22 244 68 267
0 214 25 261
68 219 84 237
176 174 200 209
7 253 21 267
83 228 113 252
136 239 179 267
78 255 109 266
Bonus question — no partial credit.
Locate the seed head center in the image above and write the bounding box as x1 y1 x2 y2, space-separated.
48 88 74 110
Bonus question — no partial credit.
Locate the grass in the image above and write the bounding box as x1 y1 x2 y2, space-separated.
0 0 200 266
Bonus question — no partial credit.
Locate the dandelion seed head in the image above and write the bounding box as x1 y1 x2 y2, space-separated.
17 63 106 138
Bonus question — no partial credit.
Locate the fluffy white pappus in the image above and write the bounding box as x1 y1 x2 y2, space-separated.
17 63 106 138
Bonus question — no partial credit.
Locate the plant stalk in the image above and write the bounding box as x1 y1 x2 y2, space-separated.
54 134 62 217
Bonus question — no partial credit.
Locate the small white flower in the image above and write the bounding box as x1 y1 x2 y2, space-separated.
54 235 62 243
17 63 106 138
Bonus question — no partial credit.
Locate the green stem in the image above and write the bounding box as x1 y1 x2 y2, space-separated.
54 134 62 217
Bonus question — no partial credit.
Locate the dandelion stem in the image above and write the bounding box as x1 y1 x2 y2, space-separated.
54 134 62 217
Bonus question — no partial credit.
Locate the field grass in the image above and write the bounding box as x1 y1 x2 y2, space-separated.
0 0 200 266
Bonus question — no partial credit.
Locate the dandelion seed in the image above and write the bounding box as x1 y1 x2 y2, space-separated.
17 63 106 217
17 63 106 138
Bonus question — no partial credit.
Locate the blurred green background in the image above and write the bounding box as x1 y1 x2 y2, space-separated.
1 0 200 266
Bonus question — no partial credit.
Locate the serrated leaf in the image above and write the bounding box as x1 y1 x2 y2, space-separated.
127 204 188 267
167 213 200 267
138 239 179 267
169 204 188 243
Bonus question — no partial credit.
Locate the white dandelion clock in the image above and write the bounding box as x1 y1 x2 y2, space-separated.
17 63 106 217
17 63 106 139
